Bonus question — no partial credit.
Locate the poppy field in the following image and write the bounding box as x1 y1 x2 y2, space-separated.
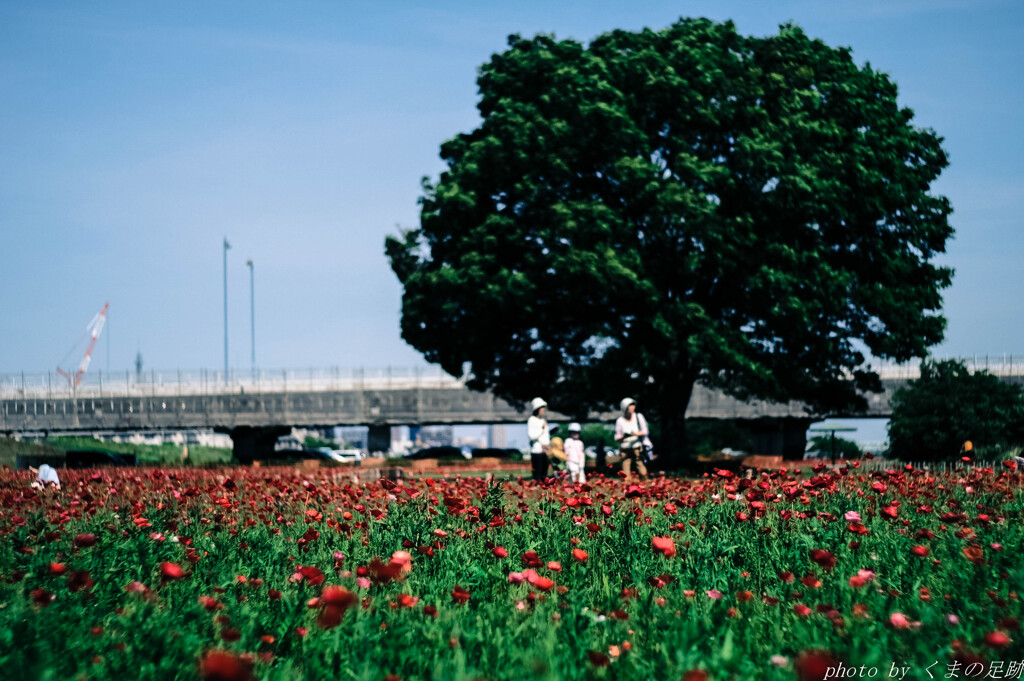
1 462 1023 681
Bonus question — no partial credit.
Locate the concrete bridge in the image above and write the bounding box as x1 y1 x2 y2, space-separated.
2 359 1022 460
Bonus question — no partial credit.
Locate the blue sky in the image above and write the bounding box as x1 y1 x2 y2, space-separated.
2 0 1022 381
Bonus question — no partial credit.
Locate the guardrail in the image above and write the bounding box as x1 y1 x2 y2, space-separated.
0 366 465 400
2 355 1022 400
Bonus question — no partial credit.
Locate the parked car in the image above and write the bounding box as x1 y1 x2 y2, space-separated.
405 446 470 460
470 448 522 459
279 449 340 464
323 448 366 463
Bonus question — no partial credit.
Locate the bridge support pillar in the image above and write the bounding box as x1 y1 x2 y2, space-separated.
749 418 812 460
227 426 290 465
367 424 391 455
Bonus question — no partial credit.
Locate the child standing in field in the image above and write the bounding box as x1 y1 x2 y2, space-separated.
565 423 586 483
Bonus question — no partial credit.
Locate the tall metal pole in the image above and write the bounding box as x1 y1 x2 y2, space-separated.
223 237 231 384
247 259 255 377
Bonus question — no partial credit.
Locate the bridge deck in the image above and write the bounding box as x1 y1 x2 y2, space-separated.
2 362 1022 433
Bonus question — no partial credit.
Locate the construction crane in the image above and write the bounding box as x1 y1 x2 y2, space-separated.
57 302 109 389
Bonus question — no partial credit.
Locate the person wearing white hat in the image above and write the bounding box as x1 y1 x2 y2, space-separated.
614 397 653 480
29 463 61 490
564 422 586 483
527 397 551 481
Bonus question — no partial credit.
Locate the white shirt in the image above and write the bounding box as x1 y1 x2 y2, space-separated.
564 438 585 466
36 464 60 486
615 413 651 450
527 415 550 454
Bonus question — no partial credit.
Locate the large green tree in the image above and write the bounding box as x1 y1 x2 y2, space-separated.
888 360 1024 461
387 19 953 466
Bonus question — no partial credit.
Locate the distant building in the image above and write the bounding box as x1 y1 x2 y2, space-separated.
336 427 368 450
488 424 507 448
416 426 453 447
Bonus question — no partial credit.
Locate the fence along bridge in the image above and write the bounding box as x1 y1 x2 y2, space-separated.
2 358 1022 461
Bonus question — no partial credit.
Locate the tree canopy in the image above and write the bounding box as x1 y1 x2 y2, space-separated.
888 360 1024 461
387 18 953 464
808 434 862 460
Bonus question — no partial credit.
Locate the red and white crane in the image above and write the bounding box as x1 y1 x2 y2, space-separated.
57 302 109 388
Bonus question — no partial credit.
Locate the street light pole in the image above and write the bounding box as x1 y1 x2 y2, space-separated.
223 237 231 384
247 259 255 377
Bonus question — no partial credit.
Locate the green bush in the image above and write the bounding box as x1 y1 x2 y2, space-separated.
888 359 1024 461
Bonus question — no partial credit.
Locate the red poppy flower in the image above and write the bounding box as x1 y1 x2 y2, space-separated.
31 589 54 607
294 565 325 586
423 605 438 618
321 585 357 610
911 545 929 557
317 605 344 629
587 651 610 667
983 631 1011 648
682 671 709 681
368 557 405 583
451 585 471 605
651 536 676 557
199 595 223 611
809 549 836 571
220 628 241 642
794 650 840 681
531 577 555 592
67 570 94 592
572 549 588 563
161 562 187 580
794 604 812 616
49 562 67 575
199 649 254 681
963 546 985 564
395 593 419 608
492 547 508 558
801 575 822 588
647 574 675 589
521 551 543 568
74 533 98 548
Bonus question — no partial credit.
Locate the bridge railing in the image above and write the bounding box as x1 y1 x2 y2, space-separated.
2 355 1022 400
0 366 465 400
864 354 1024 380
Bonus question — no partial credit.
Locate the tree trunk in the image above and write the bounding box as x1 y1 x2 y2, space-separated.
653 373 697 471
